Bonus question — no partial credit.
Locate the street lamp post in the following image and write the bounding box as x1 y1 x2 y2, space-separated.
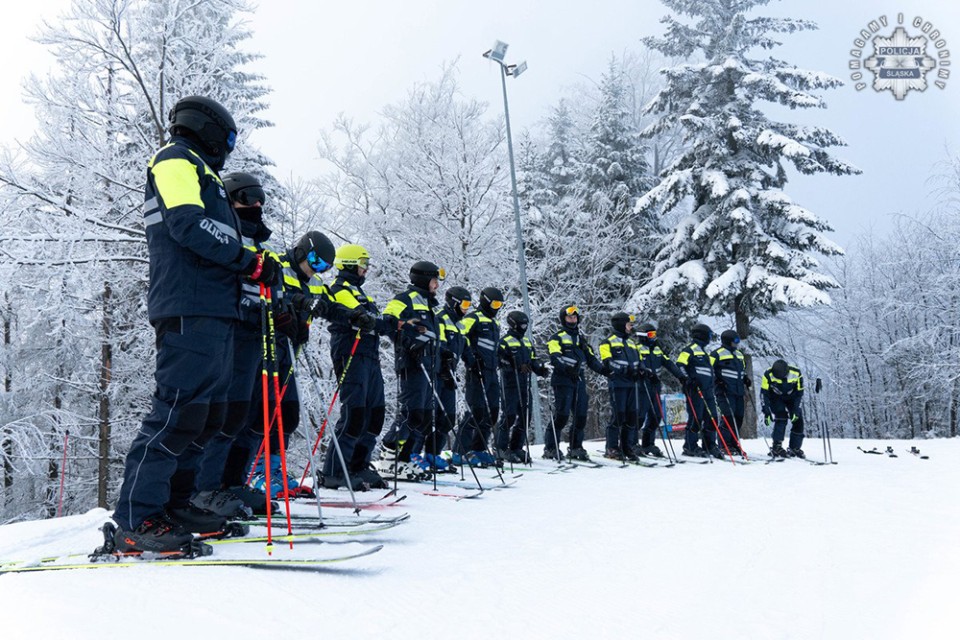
483 41 544 444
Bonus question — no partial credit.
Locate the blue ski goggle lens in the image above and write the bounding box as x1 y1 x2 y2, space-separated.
307 250 332 273
225 130 237 153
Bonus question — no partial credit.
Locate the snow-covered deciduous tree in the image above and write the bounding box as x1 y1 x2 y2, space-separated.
633 0 860 435
0 0 271 521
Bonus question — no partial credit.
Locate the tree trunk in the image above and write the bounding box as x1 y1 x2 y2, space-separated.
735 303 757 439
2 293 12 505
98 283 113 509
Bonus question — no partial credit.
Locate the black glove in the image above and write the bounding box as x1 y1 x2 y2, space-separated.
273 311 298 341
716 378 728 393
438 362 457 390
244 251 280 286
644 368 660 384
534 363 549 377
288 293 312 315
295 319 310 346
743 377 752 389
350 308 376 331
499 350 517 369
520 363 533 375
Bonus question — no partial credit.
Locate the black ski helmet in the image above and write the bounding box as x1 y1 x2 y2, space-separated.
611 312 634 334
222 172 266 206
445 286 472 315
168 96 237 162
771 359 789 380
691 323 713 344
507 310 529 334
294 231 336 274
410 260 442 290
559 304 580 330
479 287 505 317
720 329 741 349
636 322 657 345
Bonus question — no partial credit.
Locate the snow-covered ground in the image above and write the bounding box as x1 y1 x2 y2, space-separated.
1 438 956 640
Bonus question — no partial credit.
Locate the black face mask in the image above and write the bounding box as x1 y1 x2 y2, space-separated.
235 205 263 224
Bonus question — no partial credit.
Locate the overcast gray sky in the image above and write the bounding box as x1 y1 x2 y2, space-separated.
2 0 958 251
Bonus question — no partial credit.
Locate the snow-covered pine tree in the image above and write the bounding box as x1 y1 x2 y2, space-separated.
634 0 860 436
0 0 271 520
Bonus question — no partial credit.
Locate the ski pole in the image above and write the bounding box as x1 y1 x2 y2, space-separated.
302 348 361 514
475 366 507 484
258 284 275 550
694 387 737 465
543 380 565 465
264 286 295 545
684 391 713 464
289 341 323 522
56 430 69 517
421 360 484 491
718 390 749 460
299 329 362 483
639 379 678 466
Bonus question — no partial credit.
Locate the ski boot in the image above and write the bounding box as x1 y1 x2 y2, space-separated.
786 447 806 459
190 489 252 519
166 504 229 535
640 444 664 458
110 514 196 554
423 453 452 473
603 447 624 460
450 451 480 466
542 447 564 461
682 445 707 458
226 485 277 516
567 447 591 462
769 442 788 458
356 464 390 488
321 473 368 491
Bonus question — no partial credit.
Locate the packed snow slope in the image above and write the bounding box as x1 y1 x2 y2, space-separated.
0 438 956 640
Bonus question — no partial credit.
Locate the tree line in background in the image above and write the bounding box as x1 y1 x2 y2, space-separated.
0 0 949 523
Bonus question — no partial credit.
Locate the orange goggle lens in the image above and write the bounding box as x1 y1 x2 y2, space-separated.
460 300 472 311
491 300 504 310
438 268 446 281
628 314 636 322
565 306 579 316
646 330 657 339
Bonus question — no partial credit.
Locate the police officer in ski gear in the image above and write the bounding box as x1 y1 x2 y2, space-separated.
321 245 394 489
433 286 475 470
497 310 548 464
457 287 505 466
711 329 748 456
544 305 607 461
598 312 643 460
114 96 282 552
761 359 805 458
675 323 723 459
633 322 686 457
382 261 444 477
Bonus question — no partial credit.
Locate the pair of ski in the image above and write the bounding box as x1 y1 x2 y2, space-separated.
0 520 394 575
859 445 929 460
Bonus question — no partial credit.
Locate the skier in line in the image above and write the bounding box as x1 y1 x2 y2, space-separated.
761 359 805 458
675 323 724 459
711 329 749 456
433 286 475 470
543 306 607 461
632 322 687 457
497 311 549 463
189 171 282 517
455 287 505 467
598 312 643 461
320 245 396 490
381 261 444 479
113 96 281 552
229 229 364 498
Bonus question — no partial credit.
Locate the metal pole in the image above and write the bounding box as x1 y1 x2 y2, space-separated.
498 64 544 444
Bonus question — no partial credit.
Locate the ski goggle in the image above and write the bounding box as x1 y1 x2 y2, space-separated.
307 250 332 274
353 257 370 270
232 185 266 207
459 300 472 312
437 267 446 281
564 306 579 316
627 314 636 323
226 130 237 153
490 300 504 310
645 330 657 339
